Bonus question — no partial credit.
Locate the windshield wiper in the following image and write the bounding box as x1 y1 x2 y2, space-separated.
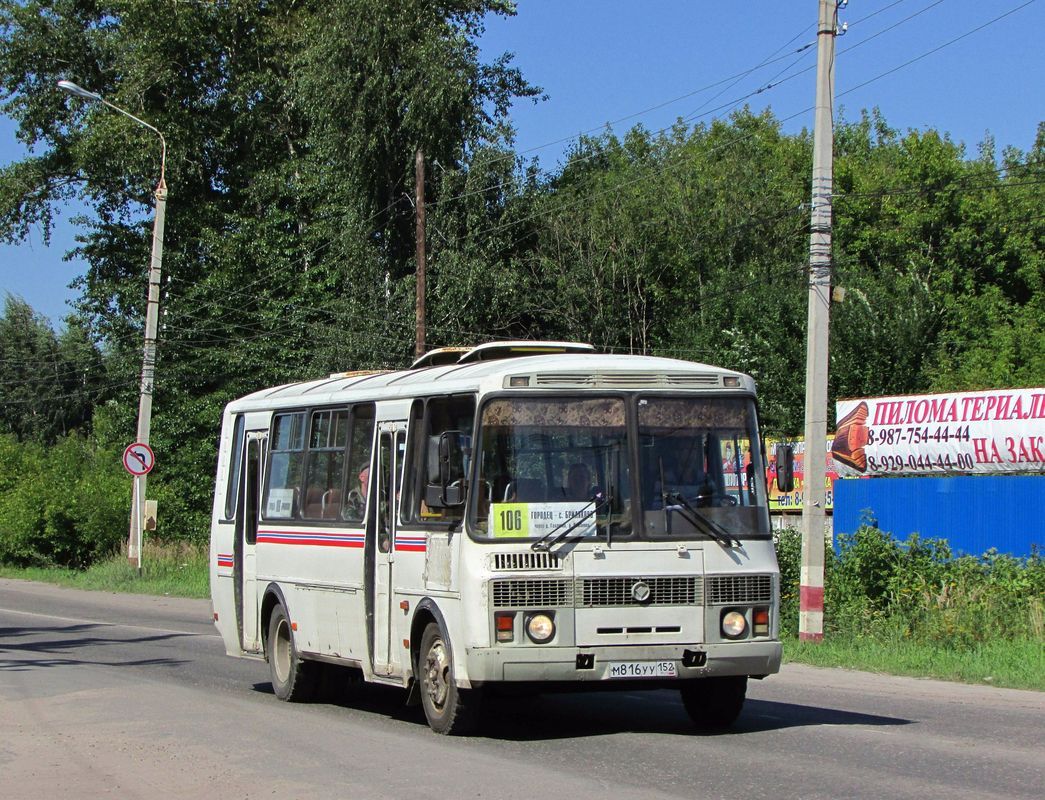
531 492 609 552
664 491 740 549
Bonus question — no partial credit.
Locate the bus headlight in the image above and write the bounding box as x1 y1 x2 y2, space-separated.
525 612 555 643
721 610 747 639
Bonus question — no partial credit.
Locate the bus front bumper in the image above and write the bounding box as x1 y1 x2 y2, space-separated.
462 640 781 686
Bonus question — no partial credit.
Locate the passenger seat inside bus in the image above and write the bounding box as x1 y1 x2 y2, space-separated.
303 487 325 519
321 489 341 519
505 478 545 502
302 487 342 519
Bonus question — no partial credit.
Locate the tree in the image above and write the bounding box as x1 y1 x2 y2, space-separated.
1 0 539 538
0 295 104 442
522 111 812 430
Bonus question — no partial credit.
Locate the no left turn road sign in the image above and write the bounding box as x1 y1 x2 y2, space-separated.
123 442 155 476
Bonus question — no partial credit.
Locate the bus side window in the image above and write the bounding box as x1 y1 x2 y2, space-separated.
302 408 349 520
264 411 306 519
405 394 475 525
223 414 245 520
342 404 375 523
377 432 392 552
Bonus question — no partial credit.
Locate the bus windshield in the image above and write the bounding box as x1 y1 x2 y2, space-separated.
637 396 769 539
472 397 631 541
470 394 769 542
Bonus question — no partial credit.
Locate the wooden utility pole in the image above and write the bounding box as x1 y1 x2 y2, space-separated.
415 148 426 358
800 0 838 642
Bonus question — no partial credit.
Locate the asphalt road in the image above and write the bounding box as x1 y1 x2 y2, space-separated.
1 577 1042 800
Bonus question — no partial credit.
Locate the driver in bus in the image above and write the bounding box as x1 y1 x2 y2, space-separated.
565 462 593 501
343 465 369 519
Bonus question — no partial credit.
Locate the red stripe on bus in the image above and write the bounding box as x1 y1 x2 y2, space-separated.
257 536 364 548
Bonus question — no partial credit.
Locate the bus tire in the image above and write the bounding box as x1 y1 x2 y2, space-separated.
679 676 747 729
267 603 317 703
418 622 481 735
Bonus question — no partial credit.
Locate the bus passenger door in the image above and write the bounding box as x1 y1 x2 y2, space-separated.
235 431 266 653
370 422 406 676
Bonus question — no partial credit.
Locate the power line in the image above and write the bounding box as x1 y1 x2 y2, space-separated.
22 1 1038 376
449 0 1038 250
832 174 1045 202
0 374 140 406
836 1 1038 105
483 28 819 170
33 0 964 334
168 162 1034 365
836 0 949 61
425 0 936 215
9 166 1031 381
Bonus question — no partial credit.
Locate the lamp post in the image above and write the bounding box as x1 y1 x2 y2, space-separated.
58 80 167 570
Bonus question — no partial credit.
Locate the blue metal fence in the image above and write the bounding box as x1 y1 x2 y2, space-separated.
833 475 1045 557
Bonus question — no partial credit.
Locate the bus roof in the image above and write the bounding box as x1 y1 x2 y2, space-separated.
225 346 755 413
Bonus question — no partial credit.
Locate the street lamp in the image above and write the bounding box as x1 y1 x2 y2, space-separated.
59 79 168 571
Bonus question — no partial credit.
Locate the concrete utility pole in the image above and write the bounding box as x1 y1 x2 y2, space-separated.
415 148 427 358
800 0 839 642
57 80 168 570
131 178 167 567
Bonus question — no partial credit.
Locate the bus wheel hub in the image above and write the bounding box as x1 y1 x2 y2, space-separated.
425 640 450 707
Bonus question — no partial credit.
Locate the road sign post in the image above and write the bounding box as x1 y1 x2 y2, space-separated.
123 443 155 572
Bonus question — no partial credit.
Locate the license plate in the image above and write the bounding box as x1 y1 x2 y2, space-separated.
607 660 678 679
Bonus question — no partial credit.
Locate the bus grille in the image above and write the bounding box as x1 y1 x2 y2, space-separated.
491 579 571 608
491 552 562 571
492 575 773 608
577 576 703 607
705 574 773 605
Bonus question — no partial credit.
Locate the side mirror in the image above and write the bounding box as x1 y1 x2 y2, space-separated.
776 444 795 493
433 430 466 507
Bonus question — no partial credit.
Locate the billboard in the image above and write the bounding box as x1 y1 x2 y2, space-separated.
833 388 1045 476
765 437 836 512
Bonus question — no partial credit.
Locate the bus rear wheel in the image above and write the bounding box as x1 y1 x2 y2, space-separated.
418 622 481 735
267 603 318 702
679 676 747 729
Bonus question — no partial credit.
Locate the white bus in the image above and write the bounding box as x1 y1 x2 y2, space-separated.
210 342 782 734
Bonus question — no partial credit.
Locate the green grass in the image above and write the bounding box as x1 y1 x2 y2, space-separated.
772 526 1044 691
783 634 1045 691
0 540 209 598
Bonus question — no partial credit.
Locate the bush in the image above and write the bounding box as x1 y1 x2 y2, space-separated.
774 526 803 635
0 433 128 568
774 525 1045 648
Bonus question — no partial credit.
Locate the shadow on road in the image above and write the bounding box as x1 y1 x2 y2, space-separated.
475 692 913 740
738 698 912 732
0 623 191 671
250 669 912 740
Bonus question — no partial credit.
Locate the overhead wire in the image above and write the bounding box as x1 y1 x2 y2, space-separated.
159 170 1040 364
46 0 963 340
162 151 1043 361
835 1 1038 106
425 0 928 214
16 0 1038 383
0 373 141 406
450 0 1037 249
426 0 1011 242
478 22 819 171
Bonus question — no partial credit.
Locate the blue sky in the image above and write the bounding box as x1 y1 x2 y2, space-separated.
2 0 1042 325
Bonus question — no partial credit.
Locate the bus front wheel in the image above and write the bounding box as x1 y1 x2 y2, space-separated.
267 603 317 703
418 622 481 735
679 676 747 729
